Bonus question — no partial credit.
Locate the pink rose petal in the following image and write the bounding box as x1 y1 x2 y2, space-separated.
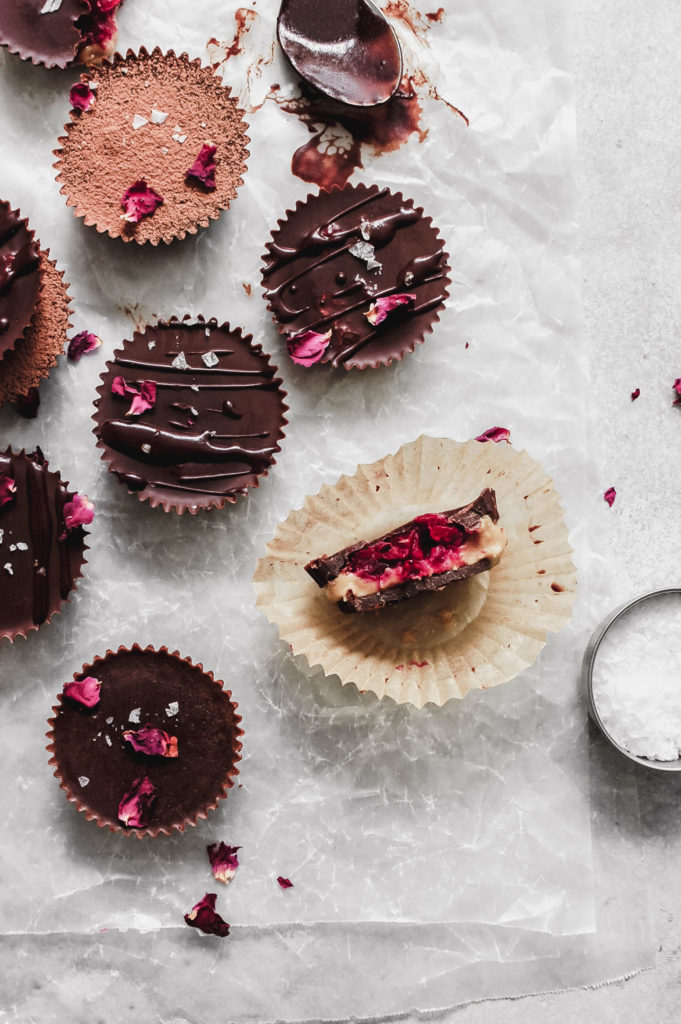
121 181 163 224
207 842 240 885
184 893 230 937
111 376 137 398
69 83 96 113
604 487 616 508
186 144 218 191
630 388 640 402
118 775 157 828
126 381 157 417
364 293 416 327
673 379 681 406
61 493 95 537
67 331 102 362
286 329 332 367
475 427 511 444
0 474 17 509
277 876 294 890
123 724 178 758
63 676 101 708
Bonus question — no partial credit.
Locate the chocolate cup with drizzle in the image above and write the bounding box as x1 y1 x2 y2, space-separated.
261 183 450 371
93 319 288 514
0 202 42 362
0 447 90 644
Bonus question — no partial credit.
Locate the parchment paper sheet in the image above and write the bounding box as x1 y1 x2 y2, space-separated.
0 0 652 1016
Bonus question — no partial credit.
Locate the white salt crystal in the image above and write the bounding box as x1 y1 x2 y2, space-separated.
128 707 141 724
141 443 151 455
78 776 89 788
105 735 112 747
172 351 189 370
349 240 381 271
40 0 62 13
3 563 12 576
151 109 169 124
148 340 156 350
132 114 149 130
16 542 27 551
202 351 219 368
165 701 179 717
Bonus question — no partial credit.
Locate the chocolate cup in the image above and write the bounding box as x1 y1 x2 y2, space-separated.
0 447 89 644
0 250 73 406
261 182 451 371
0 203 42 362
54 47 250 246
46 644 244 838
92 317 289 514
0 0 87 70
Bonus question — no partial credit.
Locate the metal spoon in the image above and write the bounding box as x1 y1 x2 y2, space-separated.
277 0 403 108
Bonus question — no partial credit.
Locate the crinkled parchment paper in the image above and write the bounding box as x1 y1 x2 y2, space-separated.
0 0 651 1017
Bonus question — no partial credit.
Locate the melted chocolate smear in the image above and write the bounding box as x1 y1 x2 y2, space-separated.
263 183 449 370
0 450 87 639
278 0 402 107
95 324 287 511
0 203 41 361
50 648 240 832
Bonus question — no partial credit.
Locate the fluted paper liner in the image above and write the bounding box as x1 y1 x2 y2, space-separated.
254 436 577 708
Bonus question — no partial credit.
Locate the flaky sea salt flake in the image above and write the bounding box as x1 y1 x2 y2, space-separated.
150 109 169 124
202 351 219 368
349 241 381 271
172 351 189 370
40 0 62 12
132 114 149 130
165 701 179 717
78 776 89 788
128 707 141 724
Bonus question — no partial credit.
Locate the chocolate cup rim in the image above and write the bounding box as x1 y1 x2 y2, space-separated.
0 203 43 362
0 249 74 406
260 181 451 371
53 47 251 247
0 0 88 70
91 315 290 515
45 643 245 838
0 446 90 645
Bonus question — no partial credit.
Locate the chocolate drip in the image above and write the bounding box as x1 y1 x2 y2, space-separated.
95 323 287 512
262 183 449 370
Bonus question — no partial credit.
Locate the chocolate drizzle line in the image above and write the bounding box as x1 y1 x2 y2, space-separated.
93 321 288 513
262 183 449 370
0 203 41 362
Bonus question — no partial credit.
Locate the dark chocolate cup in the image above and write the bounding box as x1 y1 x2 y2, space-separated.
0 447 90 644
53 48 250 246
46 644 244 839
0 0 87 70
0 203 42 362
92 316 289 514
261 182 451 371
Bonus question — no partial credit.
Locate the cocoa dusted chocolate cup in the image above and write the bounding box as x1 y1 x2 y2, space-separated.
0 0 125 70
93 319 288 514
46 645 243 837
261 182 450 370
0 447 93 643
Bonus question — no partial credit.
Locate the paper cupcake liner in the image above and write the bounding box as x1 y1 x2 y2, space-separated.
0 447 90 645
254 435 577 708
92 316 289 515
0 250 73 406
45 644 244 838
261 183 450 371
54 47 250 246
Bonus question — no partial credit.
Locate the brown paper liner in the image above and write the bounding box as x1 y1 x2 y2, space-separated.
0 447 89 645
253 435 577 708
261 183 450 371
92 316 289 515
0 250 73 406
45 644 244 838
54 47 250 246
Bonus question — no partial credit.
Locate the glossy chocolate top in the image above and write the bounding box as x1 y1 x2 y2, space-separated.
94 321 287 513
277 0 402 107
0 0 87 68
262 183 449 369
0 203 41 361
49 647 242 835
0 449 88 641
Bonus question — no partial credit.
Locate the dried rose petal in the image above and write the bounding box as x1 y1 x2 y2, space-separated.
126 381 157 417
184 893 230 938
630 388 640 402
69 82 96 113
673 379 681 405
123 724 178 758
364 293 416 327
63 676 101 708
604 487 616 508
16 388 40 419
111 375 137 398
67 330 102 362
287 329 332 367
186 144 218 191
0 474 17 509
475 427 511 444
120 181 163 224
61 493 94 535
207 842 240 885
118 775 157 828
277 876 294 889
